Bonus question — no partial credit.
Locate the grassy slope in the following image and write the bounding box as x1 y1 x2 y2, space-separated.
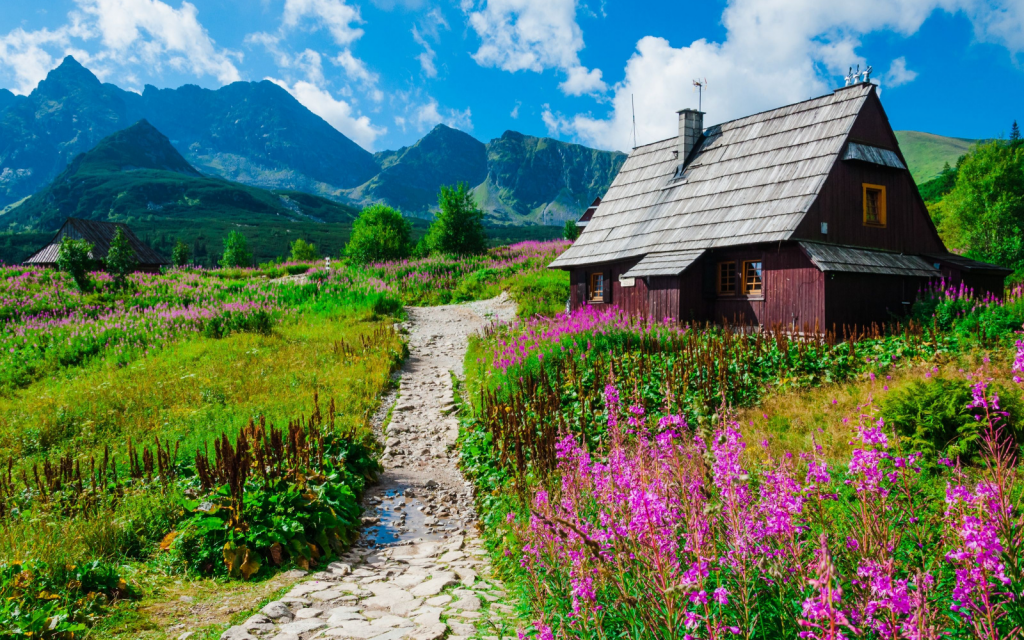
0 306 401 638
895 130 978 183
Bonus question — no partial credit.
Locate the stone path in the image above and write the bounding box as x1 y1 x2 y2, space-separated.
218 296 518 640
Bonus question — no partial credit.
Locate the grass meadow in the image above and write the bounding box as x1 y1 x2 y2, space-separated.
0 240 567 638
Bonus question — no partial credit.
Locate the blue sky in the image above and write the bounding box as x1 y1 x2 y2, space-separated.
0 0 1022 152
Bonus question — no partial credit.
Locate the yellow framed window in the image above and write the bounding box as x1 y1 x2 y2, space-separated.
863 183 887 227
717 261 737 295
743 260 762 295
589 272 605 301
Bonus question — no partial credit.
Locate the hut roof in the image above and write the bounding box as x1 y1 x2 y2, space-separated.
551 83 877 269
24 218 167 266
799 242 938 277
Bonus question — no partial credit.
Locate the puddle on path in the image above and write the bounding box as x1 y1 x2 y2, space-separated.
359 487 461 548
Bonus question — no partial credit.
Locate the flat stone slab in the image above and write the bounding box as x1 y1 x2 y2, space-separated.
409 573 456 597
449 594 482 612
277 619 327 635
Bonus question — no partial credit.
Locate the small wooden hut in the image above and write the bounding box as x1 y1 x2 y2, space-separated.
24 218 168 273
550 81 1010 328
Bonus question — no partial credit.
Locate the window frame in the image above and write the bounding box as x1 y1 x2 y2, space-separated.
862 183 887 228
717 261 737 295
742 260 763 295
588 272 605 302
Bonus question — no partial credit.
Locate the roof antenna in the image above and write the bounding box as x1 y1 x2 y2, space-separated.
631 94 637 149
693 78 707 111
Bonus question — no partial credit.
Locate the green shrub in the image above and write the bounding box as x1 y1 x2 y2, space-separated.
220 230 253 268
56 237 95 291
563 218 580 241
171 240 191 267
423 183 487 256
346 204 412 264
290 238 320 262
105 226 137 287
0 559 129 637
880 376 1023 460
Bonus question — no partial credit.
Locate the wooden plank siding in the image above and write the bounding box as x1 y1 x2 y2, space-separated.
792 93 946 255
763 244 825 330
824 273 924 329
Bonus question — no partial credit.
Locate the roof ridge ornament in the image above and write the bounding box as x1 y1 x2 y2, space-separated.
844 64 873 86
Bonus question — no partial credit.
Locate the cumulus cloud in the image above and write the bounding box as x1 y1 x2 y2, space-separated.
0 27 74 94
75 0 241 83
268 78 385 148
883 56 918 87
510 100 521 119
553 0 1024 151
281 0 364 47
0 0 239 94
462 0 606 96
250 0 384 132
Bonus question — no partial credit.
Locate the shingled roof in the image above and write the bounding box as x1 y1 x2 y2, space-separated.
551 83 875 269
25 218 167 266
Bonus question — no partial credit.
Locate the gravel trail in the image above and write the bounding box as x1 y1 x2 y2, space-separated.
216 295 518 640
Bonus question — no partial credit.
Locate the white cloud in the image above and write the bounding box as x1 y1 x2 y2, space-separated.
0 0 239 93
392 95 472 133
463 0 605 96
413 98 473 131
75 0 241 83
268 78 385 149
883 56 918 87
412 9 449 78
510 100 520 119
333 49 378 86
281 0 364 47
412 27 438 77
559 64 604 96
553 0 1024 151
0 27 72 94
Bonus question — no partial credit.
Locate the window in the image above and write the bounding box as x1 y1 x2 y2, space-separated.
717 261 737 295
863 183 887 227
743 261 762 295
589 272 605 302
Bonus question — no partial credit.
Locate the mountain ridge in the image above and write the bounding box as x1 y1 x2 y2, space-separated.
0 56 625 225
5 117 366 264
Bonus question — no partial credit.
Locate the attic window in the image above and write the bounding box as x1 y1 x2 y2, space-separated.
863 183 887 227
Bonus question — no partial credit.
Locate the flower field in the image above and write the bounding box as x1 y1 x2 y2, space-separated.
0 239 571 637
0 240 570 393
459 285 1024 639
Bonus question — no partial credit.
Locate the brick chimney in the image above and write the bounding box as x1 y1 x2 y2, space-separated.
677 108 704 161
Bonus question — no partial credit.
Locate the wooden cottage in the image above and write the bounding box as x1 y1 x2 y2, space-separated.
550 82 1010 328
24 218 168 273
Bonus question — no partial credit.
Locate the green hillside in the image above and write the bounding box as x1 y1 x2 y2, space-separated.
2 120 362 265
0 120 564 265
894 131 978 183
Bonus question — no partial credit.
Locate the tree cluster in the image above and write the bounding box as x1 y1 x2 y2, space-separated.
344 182 488 264
933 123 1024 275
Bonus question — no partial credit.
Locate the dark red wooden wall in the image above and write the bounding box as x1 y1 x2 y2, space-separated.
792 91 946 255
824 273 924 328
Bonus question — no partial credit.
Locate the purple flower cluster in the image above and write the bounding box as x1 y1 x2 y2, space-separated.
512 382 1020 640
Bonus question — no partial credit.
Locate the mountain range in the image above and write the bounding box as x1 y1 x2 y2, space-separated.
3 119 370 265
0 56 625 225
